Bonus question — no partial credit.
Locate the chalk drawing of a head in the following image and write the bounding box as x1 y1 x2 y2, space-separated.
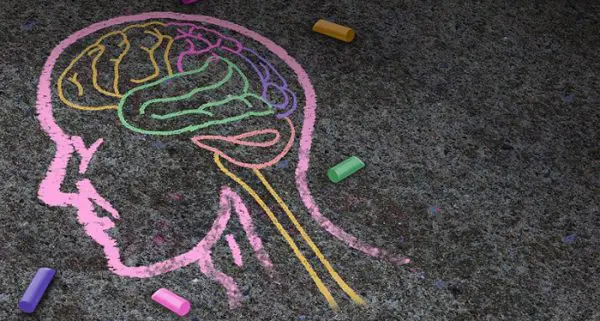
36 13 409 310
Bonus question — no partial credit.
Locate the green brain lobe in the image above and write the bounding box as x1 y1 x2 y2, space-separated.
117 56 275 136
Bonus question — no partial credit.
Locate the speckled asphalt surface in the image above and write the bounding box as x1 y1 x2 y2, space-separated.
0 0 599 320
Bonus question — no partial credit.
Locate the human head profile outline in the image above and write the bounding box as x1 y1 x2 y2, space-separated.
36 12 409 310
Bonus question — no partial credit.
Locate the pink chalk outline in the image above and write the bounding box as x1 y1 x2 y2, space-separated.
226 234 244 267
36 11 406 309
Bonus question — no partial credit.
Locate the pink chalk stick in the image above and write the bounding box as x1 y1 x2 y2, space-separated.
151 288 191 316
180 0 199 4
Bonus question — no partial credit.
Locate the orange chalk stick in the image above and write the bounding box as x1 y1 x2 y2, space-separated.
312 19 355 43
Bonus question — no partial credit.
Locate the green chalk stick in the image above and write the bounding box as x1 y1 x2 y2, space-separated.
327 156 365 183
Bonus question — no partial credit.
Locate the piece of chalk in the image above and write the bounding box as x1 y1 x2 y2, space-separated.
152 288 191 317
328 156 365 183
19 267 56 313
312 19 356 43
180 0 199 4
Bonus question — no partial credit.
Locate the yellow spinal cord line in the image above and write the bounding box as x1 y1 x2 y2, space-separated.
57 22 172 111
216 153 367 309
253 169 366 306
214 153 339 310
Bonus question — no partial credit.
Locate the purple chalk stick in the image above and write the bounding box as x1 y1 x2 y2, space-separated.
180 0 199 4
19 268 56 313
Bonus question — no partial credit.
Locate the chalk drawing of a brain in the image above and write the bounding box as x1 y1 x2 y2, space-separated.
36 13 409 310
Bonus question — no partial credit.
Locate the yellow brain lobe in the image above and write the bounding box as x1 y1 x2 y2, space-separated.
57 22 174 111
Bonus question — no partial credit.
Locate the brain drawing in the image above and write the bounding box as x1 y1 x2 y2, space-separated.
57 20 297 168
37 13 408 311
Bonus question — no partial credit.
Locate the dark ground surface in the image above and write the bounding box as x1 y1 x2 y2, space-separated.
1 0 599 320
